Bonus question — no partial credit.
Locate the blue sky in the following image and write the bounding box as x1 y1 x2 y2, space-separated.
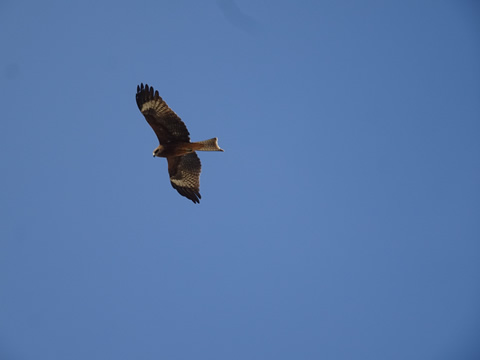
1 1 479 359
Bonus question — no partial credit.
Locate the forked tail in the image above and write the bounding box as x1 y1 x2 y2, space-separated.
195 138 224 152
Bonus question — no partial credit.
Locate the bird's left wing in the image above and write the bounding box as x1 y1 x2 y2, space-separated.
136 83 191 144
167 153 202 204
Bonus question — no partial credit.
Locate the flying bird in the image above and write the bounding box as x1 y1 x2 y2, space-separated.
136 83 223 203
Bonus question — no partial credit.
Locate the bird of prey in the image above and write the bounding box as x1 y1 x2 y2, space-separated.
136 83 223 203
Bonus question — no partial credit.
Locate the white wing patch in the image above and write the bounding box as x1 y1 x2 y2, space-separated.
141 99 171 116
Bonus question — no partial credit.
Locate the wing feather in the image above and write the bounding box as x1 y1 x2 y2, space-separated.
136 83 190 144
167 153 202 204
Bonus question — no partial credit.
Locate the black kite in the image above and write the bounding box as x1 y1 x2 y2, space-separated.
136 83 223 203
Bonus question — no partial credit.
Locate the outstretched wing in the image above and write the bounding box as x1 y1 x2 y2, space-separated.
136 83 190 144
167 153 202 204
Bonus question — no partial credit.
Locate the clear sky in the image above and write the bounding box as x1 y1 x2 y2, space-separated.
1 1 479 359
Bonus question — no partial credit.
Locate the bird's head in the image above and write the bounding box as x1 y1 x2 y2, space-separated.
153 145 164 157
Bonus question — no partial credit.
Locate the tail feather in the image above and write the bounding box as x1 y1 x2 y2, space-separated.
195 138 224 152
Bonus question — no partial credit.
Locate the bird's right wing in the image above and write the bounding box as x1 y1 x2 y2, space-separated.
167 153 202 204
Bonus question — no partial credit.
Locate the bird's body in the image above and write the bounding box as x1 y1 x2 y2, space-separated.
152 138 222 158
136 83 223 203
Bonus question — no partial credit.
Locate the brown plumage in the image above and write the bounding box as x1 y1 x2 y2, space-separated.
136 83 223 203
